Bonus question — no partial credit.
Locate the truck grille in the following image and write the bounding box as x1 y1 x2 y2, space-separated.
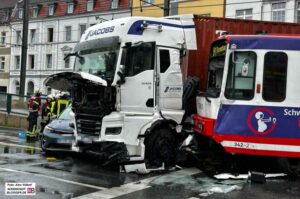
76 113 102 135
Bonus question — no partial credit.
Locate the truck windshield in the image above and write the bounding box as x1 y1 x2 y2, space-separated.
74 47 119 81
206 40 227 98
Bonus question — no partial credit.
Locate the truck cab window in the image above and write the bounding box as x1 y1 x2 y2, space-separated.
159 49 170 73
263 52 287 102
225 51 256 100
121 42 155 77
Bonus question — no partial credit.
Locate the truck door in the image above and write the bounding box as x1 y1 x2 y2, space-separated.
120 42 155 113
157 47 183 110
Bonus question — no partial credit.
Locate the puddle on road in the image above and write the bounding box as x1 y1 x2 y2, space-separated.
0 141 43 164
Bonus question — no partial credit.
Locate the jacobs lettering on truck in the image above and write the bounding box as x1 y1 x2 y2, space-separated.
164 86 182 93
85 26 115 40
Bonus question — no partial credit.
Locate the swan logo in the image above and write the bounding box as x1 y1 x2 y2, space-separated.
247 107 277 136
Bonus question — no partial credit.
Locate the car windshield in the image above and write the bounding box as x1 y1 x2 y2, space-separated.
58 106 73 120
74 47 119 81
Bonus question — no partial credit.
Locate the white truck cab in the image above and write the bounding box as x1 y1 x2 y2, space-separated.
45 15 197 171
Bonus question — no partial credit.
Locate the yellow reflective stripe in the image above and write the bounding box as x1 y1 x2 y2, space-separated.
50 101 55 113
27 125 36 137
57 100 69 115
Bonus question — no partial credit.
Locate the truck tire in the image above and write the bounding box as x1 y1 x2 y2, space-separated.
145 128 177 168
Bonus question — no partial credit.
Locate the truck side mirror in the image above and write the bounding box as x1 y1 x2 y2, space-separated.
180 48 186 58
117 65 126 85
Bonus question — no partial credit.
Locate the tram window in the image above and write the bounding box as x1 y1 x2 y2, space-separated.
225 51 257 100
263 52 287 102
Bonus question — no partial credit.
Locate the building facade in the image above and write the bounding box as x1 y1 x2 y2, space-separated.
226 0 299 23
10 0 130 95
131 0 225 17
0 0 19 93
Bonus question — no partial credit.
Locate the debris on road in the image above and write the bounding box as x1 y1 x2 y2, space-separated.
214 172 287 180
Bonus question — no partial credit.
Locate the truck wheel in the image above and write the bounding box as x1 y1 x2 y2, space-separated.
145 128 177 168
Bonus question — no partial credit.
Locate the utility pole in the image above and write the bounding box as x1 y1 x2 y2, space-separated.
20 0 29 96
163 0 170 16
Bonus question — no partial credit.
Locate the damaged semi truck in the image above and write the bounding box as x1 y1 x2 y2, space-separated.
45 15 300 172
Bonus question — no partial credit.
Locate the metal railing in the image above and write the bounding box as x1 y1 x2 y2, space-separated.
0 92 46 116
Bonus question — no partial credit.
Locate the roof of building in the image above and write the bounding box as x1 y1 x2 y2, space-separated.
0 0 19 9
10 0 130 21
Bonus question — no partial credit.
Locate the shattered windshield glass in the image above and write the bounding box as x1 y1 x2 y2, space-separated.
206 40 227 98
74 47 119 81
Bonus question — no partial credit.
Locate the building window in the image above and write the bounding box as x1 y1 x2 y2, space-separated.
87 0 94 11
297 2 300 23
272 2 285 22
0 32 6 46
263 52 288 102
15 81 20 94
236 9 253 20
18 8 23 19
79 24 86 38
27 81 34 95
16 31 21 45
4 10 9 21
65 26 72 41
67 2 74 14
28 55 35 69
48 28 53 42
142 0 153 5
30 29 36 44
64 55 70 68
48 4 55 16
32 7 38 18
46 54 52 68
111 0 119 9
0 57 5 70
15 56 20 69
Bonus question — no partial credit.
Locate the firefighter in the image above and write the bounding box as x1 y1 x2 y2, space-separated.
40 94 54 135
27 90 42 141
52 92 69 117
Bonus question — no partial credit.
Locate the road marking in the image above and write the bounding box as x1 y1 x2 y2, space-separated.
74 168 201 199
0 167 107 191
0 141 42 151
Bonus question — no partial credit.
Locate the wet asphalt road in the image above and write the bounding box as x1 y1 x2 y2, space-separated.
0 128 299 199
